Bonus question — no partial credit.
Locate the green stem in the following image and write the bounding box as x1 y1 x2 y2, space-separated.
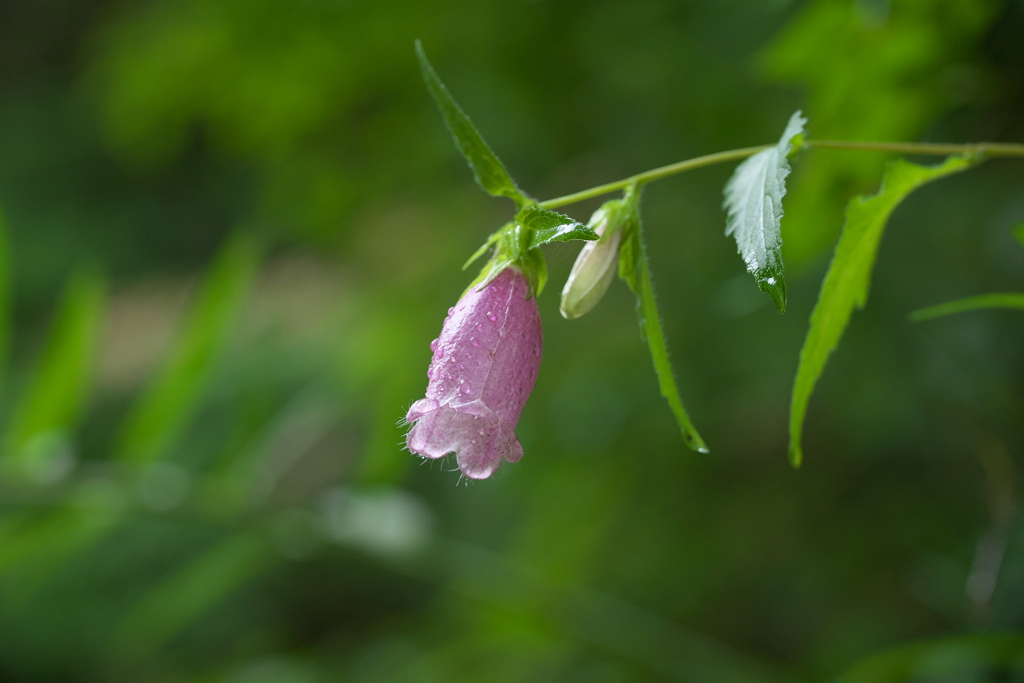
539 139 1024 210
805 139 1024 157
539 146 771 210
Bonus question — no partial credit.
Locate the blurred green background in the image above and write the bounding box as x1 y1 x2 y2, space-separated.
0 0 1023 680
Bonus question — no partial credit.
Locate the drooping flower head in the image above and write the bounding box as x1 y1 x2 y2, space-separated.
406 267 542 479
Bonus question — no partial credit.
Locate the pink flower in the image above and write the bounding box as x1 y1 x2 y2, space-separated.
406 267 542 479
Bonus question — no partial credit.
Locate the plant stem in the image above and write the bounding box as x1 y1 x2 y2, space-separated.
539 146 771 209
805 140 1024 156
539 139 1024 210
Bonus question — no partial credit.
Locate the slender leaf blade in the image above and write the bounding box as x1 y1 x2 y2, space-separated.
1014 223 1024 249
416 41 527 205
789 155 977 466
723 110 806 312
115 233 261 463
5 269 105 472
619 196 708 453
518 205 598 249
910 292 1024 322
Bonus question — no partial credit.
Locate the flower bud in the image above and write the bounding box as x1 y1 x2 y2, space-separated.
559 204 623 320
406 267 542 479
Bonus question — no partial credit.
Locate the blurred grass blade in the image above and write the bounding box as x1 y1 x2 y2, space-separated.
789 155 977 466
518 206 598 249
415 40 528 206
910 292 1024 322
618 189 708 454
0 208 10 389
115 233 261 463
836 632 1024 683
4 269 105 474
0 497 122 609
722 110 806 313
1013 223 1024 248
117 532 272 656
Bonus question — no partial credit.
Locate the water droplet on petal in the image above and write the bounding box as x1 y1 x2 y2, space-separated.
429 338 439 352
458 363 465 370
461 384 472 394
488 313 497 322
533 344 540 356
476 323 484 331
478 429 485 435
470 339 479 347
447 307 455 316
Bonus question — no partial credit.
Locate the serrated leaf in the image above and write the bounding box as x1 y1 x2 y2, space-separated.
723 110 806 313
789 155 977 466
5 269 105 470
516 205 598 249
416 41 527 206
115 233 261 463
910 292 1024 322
618 192 708 453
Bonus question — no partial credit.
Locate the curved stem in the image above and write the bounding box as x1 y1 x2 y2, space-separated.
539 139 1024 210
539 145 771 209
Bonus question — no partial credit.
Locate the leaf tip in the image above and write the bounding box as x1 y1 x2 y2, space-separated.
789 444 803 468
683 431 710 454
762 276 787 313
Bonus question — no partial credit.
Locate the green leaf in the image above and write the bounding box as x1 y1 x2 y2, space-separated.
1013 223 1024 249
516 206 598 249
462 228 504 270
4 269 105 476
722 110 806 313
618 190 708 453
910 292 1024 322
789 155 977 467
115 233 261 463
519 248 548 297
416 41 527 206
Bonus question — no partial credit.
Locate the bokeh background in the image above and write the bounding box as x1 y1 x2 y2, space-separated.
0 0 1023 680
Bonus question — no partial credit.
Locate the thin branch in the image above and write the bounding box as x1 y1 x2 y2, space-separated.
538 139 1024 210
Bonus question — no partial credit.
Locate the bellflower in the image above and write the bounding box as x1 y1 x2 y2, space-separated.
406 267 542 479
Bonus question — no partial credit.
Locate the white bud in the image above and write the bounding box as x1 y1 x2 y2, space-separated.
560 204 624 320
